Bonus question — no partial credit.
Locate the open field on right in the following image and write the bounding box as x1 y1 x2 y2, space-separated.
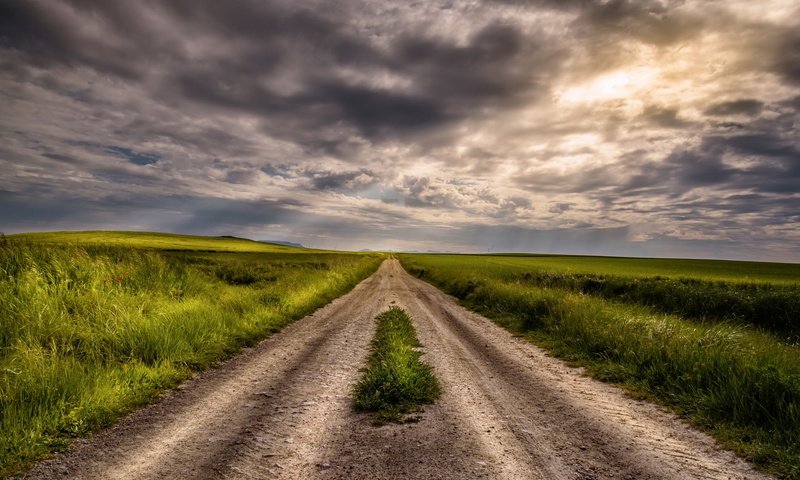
477 253 800 283
400 253 800 479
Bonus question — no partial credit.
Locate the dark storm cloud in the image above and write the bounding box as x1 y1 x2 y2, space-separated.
614 130 800 197
641 106 691 128
493 0 707 56
0 1 182 80
261 164 295 179
390 22 543 107
575 0 705 46
303 168 380 192
549 203 572 214
0 188 309 235
223 169 258 185
774 29 800 85
308 83 448 137
524 97 800 198
705 100 765 117
726 133 799 160
160 15 550 143
0 0 713 151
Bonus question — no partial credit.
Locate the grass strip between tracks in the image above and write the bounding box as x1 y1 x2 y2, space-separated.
399 254 800 479
353 307 440 424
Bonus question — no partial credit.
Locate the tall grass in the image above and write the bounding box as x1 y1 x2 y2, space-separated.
400 254 800 479
517 272 800 340
353 307 440 423
405 255 800 341
0 241 382 476
469 253 800 283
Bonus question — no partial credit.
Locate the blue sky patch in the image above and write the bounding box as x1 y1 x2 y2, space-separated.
106 146 160 166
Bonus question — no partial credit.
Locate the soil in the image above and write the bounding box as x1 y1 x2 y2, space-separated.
24 259 771 479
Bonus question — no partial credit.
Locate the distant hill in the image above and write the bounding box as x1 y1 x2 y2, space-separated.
9 231 316 253
260 240 304 248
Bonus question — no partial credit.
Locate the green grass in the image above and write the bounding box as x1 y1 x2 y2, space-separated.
6 230 323 253
405 254 800 341
353 307 441 424
451 253 800 284
509 271 800 340
0 234 383 476
399 253 800 479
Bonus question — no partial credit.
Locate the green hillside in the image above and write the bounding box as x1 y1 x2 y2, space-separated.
6 231 321 253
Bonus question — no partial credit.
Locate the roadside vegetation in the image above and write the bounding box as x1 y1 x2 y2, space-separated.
0 234 382 476
518 271 800 341
353 307 440 424
399 253 800 479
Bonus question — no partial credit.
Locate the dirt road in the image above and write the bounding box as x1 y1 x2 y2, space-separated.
26 259 770 479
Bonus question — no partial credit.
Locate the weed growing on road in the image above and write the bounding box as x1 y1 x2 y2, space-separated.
0 239 382 476
400 254 800 479
353 307 441 424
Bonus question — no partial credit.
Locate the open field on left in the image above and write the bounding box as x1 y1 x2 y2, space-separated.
0 233 382 476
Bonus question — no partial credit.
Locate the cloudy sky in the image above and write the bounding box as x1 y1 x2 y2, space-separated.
1 1 799 261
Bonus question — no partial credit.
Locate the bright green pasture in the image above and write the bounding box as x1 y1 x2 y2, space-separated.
6 230 322 253
429 253 800 284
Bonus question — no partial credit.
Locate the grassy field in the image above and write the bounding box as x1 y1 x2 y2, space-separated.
407 254 800 340
6 230 321 253
0 233 382 476
477 253 800 283
399 253 800 479
353 307 440 424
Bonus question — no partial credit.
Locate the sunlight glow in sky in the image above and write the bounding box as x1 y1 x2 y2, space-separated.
559 68 659 104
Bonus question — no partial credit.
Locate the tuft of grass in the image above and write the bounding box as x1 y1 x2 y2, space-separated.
353 307 441 424
0 240 383 476
399 254 800 479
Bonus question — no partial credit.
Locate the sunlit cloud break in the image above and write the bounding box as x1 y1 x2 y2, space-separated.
0 0 798 261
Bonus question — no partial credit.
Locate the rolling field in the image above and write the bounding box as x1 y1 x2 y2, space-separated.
399 253 800 478
0 233 382 476
6 231 323 253
473 253 800 283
